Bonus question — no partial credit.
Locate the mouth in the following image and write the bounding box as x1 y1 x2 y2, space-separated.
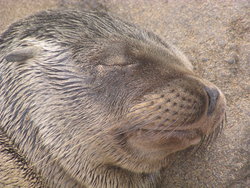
127 127 203 154
140 128 202 137
131 110 226 151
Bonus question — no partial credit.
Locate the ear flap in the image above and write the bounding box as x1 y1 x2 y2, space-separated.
5 47 38 62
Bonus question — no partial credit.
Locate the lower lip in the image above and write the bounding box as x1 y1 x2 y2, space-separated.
140 128 201 136
128 128 202 152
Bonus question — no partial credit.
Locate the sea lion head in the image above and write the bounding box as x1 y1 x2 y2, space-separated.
0 10 226 186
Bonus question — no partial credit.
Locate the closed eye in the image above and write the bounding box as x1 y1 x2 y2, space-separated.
100 55 139 67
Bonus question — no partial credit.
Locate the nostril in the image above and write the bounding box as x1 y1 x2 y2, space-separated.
204 86 219 115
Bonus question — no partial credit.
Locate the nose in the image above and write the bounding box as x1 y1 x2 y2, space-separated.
204 86 219 115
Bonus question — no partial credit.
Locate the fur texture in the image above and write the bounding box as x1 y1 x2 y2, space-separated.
0 10 226 187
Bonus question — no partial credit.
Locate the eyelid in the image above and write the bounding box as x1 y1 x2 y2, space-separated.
100 55 138 67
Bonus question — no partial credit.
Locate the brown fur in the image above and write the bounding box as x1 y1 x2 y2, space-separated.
0 10 226 187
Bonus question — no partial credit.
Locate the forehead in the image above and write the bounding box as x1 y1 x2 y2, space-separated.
126 38 194 73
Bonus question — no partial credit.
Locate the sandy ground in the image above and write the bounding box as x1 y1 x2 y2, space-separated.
0 0 249 187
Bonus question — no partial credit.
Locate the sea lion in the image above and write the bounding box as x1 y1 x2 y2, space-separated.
0 10 226 188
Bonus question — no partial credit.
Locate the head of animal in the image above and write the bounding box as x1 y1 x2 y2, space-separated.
0 10 226 187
